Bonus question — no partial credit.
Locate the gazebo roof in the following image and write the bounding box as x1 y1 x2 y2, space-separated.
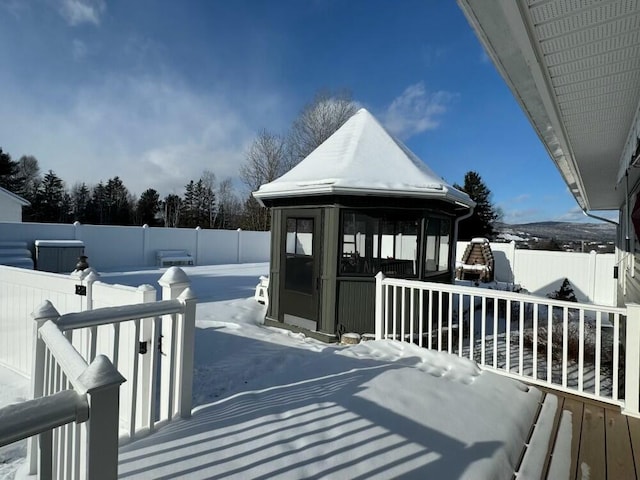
253 108 474 208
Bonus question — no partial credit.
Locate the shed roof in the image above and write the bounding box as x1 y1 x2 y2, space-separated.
253 108 474 208
0 186 30 207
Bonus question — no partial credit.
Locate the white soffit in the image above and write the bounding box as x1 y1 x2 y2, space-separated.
460 0 640 210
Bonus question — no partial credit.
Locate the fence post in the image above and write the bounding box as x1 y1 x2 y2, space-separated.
79 355 126 480
375 272 385 340
28 301 60 476
176 287 197 418
237 228 242 263
158 268 191 420
624 303 640 417
509 241 517 285
142 224 150 267
195 226 201 266
588 250 597 303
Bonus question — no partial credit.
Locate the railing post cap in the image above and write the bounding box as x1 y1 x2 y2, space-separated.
158 267 191 288
195 226 201 231
143 223 149 229
178 286 197 301
73 221 81 226
137 284 156 293
375 271 386 280
32 301 60 323
84 270 100 282
78 355 126 394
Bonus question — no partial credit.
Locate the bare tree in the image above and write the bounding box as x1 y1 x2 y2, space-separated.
239 131 289 231
217 177 241 229
240 130 288 191
287 89 358 165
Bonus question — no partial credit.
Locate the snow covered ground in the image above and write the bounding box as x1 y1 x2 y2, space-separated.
0 263 567 479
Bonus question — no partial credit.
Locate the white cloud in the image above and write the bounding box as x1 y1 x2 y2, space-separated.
382 82 456 139
56 0 105 26
0 73 276 198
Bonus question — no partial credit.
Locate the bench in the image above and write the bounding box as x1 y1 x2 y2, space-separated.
156 250 194 267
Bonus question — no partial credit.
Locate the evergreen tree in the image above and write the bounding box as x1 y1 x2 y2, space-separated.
454 171 499 240
70 182 91 222
0 148 20 192
104 176 133 225
181 180 197 227
32 170 67 223
137 188 161 226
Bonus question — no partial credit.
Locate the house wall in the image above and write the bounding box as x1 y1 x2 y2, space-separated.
0 222 270 270
0 201 22 222
456 241 616 306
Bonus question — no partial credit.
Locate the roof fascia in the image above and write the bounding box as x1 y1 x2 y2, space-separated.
458 0 589 210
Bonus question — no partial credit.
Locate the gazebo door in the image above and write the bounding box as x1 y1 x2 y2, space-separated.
280 210 322 331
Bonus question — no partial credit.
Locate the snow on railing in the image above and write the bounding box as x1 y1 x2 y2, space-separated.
374 273 640 416
0 265 157 377
5 300 126 480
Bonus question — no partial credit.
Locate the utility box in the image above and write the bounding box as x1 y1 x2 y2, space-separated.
35 240 85 273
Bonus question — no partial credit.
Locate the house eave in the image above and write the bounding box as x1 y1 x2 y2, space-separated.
458 0 640 211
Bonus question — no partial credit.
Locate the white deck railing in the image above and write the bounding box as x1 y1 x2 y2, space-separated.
0 300 126 480
374 273 640 417
5 272 196 479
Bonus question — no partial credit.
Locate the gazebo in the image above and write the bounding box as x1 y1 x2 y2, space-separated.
253 108 474 341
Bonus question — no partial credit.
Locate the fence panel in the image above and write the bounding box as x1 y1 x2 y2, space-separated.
0 266 83 375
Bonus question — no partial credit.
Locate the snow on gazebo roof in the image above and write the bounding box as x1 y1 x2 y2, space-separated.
253 108 474 208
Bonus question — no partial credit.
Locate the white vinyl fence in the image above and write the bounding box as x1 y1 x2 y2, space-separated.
374 273 640 417
456 241 616 306
0 222 270 270
0 265 156 377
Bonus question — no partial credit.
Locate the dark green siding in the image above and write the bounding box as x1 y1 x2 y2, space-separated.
336 279 376 334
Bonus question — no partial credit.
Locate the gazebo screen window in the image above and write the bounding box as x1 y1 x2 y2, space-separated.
424 218 451 274
340 211 419 277
285 218 314 294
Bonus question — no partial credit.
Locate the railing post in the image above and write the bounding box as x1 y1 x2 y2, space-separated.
375 272 385 340
28 301 60 476
158 268 191 420
623 303 640 417
79 355 126 480
177 287 197 418
237 228 242 263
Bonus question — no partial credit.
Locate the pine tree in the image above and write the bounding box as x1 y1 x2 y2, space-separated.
454 171 499 240
137 188 161 226
33 170 67 223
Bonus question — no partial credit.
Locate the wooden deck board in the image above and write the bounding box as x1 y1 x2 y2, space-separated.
577 403 606 479
561 397 584 480
605 408 636 480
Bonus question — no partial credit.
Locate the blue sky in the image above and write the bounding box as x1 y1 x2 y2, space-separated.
0 0 609 223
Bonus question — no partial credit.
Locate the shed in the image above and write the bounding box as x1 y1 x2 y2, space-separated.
254 108 474 341
0 186 30 223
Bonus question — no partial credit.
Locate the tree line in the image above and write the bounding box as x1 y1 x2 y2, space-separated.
1 89 500 237
0 148 243 228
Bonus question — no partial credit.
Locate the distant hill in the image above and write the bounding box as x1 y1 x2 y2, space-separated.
494 221 616 243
